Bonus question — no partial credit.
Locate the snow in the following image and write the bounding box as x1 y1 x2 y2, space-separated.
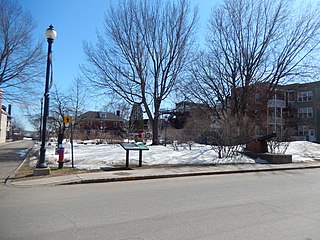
286 141 320 162
30 140 320 170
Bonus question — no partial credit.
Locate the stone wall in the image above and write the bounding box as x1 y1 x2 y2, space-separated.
243 151 292 164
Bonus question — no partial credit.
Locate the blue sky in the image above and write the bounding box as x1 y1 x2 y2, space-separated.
13 0 313 130
17 0 113 93
16 0 214 92
14 0 215 129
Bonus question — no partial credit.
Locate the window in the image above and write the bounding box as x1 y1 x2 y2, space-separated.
255 93 260 103
287 91 295 102
113 122 118 128
297 91 313 102
255 126 260 135
275 90 285 100
299 107 313 118
310 129 315 136
298 126 308 136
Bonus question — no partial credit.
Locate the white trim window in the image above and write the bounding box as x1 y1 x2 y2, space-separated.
298 126 308 136
297 91 313 102
299 107 313 118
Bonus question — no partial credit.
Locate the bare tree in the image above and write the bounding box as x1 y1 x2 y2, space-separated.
82 0 198 145
0 0 44 103
68 77 87 135
50 87 68 144
185 0 320 123
48 77 87 144
100 94 131 120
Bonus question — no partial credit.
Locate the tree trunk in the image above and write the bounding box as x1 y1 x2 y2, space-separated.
57 125 65 146
57 132 64 145
152 116 159 145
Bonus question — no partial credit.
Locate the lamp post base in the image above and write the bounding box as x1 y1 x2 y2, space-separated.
35 161 47 168
33 167 51 176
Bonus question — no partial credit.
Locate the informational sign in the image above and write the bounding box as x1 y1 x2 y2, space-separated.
119 142 149 167
63 116 72 124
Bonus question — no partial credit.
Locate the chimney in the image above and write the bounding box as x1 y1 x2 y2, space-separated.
8 104 12 116
0 89 2 109
116 110 120 116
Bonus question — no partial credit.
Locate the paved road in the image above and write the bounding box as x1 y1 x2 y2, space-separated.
1 168 320 240
0 140 35 183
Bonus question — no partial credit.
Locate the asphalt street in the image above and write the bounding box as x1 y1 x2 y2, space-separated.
0 140 34 183
1 168 320 240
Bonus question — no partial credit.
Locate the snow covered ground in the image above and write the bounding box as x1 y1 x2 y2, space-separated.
30 140 320 170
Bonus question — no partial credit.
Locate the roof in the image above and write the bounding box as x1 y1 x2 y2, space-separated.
80 111 127 122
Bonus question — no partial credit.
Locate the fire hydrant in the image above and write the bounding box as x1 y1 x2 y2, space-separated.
57 147 65 169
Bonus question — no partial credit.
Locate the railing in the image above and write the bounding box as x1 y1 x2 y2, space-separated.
268 117 285 124
267 99 286 108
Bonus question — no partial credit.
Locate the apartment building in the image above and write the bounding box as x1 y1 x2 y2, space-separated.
249 81 320 142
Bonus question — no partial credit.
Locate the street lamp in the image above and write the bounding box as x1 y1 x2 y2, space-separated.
39 97 43 140
36 25 57 168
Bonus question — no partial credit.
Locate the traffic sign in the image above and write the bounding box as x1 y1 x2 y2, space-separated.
63 116 72 124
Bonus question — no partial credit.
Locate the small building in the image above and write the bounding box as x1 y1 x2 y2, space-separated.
75 111 127 140
0 90 8 143
0 107 8 143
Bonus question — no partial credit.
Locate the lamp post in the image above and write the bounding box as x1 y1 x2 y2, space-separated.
39 97 43 140
164 116 168 147
36 25 57 168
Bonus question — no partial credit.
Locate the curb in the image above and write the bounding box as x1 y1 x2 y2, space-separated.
59 163 320 186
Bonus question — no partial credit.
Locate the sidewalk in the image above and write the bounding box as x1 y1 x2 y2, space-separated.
6 161 320 187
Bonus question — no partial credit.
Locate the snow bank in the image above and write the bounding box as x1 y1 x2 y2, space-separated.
29 141 320 170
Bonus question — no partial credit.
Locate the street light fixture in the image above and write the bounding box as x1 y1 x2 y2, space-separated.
36 25 57 168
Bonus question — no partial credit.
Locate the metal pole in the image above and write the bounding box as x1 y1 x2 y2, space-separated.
71 122 74 168
126 150 129 168
39 98 43 141
139 150 142 167
37 38 53 168
164 119 167 147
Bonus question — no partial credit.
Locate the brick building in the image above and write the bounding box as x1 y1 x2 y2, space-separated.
75 111 127 140
242 81 320 142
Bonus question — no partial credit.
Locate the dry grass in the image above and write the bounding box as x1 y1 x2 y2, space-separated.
12 160 101 181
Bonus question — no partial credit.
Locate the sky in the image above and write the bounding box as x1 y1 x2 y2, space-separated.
13 0 215 130
11 0 313 130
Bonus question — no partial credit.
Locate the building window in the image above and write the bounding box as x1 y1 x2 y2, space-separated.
287 91 295 102
113 122 118 128
297 91 313 102
310 129 315 137
255 126 260 136
275 90 285 100
299 107 313 118
298 126 308 136
255 93 260 103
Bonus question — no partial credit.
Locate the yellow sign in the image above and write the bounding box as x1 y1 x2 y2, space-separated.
63 116 72 124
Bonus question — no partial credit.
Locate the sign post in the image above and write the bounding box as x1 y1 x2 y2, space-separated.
119 142 149 167
64 116 74 168
63 116 72 125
